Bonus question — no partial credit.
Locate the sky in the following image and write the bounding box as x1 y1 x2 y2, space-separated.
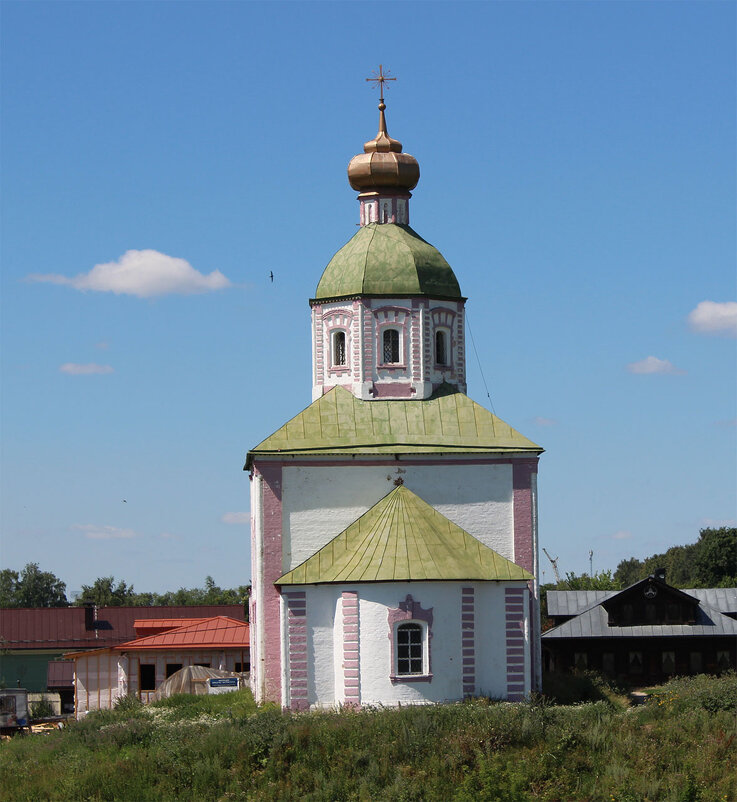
1 1 735 597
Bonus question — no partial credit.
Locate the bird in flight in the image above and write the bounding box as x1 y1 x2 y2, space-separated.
269 271 274 282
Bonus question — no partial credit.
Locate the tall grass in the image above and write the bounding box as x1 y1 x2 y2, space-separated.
1 674 735 801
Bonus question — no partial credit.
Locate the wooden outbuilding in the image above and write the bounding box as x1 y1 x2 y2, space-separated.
542 574 737 683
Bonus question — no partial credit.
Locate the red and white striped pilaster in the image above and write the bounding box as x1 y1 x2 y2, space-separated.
461 586 475 697
505 587 526 701
285 591 308 711
342 591 360 707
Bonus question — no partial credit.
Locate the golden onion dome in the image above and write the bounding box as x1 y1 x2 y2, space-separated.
347 100 420 194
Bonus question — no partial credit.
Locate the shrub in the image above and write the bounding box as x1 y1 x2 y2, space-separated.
542 670 628 707
113 693 143 713
30 696 55 719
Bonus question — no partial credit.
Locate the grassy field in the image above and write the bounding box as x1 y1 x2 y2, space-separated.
1 673 735 801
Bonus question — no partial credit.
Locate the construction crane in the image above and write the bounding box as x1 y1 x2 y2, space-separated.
542 548 561 585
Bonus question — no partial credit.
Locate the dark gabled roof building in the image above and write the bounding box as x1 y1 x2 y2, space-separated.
542 573 737 683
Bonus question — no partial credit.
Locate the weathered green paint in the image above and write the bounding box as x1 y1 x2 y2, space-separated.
277 485 533 585
246 384 542 467
0 652 66 692
314 224 462 300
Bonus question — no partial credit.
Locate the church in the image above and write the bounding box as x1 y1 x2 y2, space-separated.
246 75 543 709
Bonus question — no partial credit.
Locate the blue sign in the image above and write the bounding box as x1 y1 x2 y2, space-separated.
209 678 238 688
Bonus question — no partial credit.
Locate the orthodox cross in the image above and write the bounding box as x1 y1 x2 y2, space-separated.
366 65 396 103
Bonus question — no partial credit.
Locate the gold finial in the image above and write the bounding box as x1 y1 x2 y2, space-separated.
366 64 396 107
363 65 401 149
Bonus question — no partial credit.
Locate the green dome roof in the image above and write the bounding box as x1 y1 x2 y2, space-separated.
314 224 462 300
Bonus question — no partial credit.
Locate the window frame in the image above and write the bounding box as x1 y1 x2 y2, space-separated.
394 621 427 677
434 328 450 367
331 329 348 369
387 594 433 684
380 327 402 367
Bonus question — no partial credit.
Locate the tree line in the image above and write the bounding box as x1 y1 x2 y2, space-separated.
0 566 250 611
2 527 733 610
540 527 735 593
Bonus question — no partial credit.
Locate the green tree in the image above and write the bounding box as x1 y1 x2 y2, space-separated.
693 527 737 586
1 563 68 607
613 557 643 587
77 576 138 607
560 570 621 591
0 569 20 607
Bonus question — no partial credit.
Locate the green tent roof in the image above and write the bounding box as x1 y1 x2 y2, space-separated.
246 385 542 468
314 223 462 301
276 484 532 585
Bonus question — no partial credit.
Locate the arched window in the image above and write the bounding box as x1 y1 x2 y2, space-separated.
383 329 400 364
435 330 448 366
396 622 424 675
332 331 346 367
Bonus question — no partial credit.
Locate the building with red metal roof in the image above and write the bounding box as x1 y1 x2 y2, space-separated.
0 605 246 711
66 616 250 715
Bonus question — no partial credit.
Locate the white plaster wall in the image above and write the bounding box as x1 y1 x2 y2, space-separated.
358 582 463 705
475 583 529 699
294 581 520 708
305 586 337 707
282 462 514 572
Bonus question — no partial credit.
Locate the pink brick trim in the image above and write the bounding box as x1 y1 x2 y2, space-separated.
513 460 538 575
284 591 308 711
388 594 433 683
256 463 284 705
505 587 526 701
461 587 475 697
342 591 360 707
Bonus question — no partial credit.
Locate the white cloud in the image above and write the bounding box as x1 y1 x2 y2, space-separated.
28 249 231 298
160 532 177 540
73 524 138 540
698 517 737 529
532 416 557 426
221 512 249 524
59 362 114 375
611 530 633 540
688 301 737 337
627 356 685 375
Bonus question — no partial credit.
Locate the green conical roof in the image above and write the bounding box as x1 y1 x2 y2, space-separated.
314 224 462 300
276 484 532 585
246 385 542 467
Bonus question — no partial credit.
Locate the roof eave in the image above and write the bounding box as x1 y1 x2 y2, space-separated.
310 292 467 305
275 575 532 586
246 445 543 470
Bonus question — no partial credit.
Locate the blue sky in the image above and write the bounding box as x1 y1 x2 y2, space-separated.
1 1 735 596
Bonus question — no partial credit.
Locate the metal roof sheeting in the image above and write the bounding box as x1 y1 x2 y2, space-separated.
1 606 246 650
247 385 542 468
547 588 737 618
114 617 250 651
277 484 532 585
314 223 462 301
543 600 737 639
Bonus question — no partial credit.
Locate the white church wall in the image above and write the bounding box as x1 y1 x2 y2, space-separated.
282 462 514 571
306 586 337 707
475 583 528 698
289 581 523 709
357 582 464 705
